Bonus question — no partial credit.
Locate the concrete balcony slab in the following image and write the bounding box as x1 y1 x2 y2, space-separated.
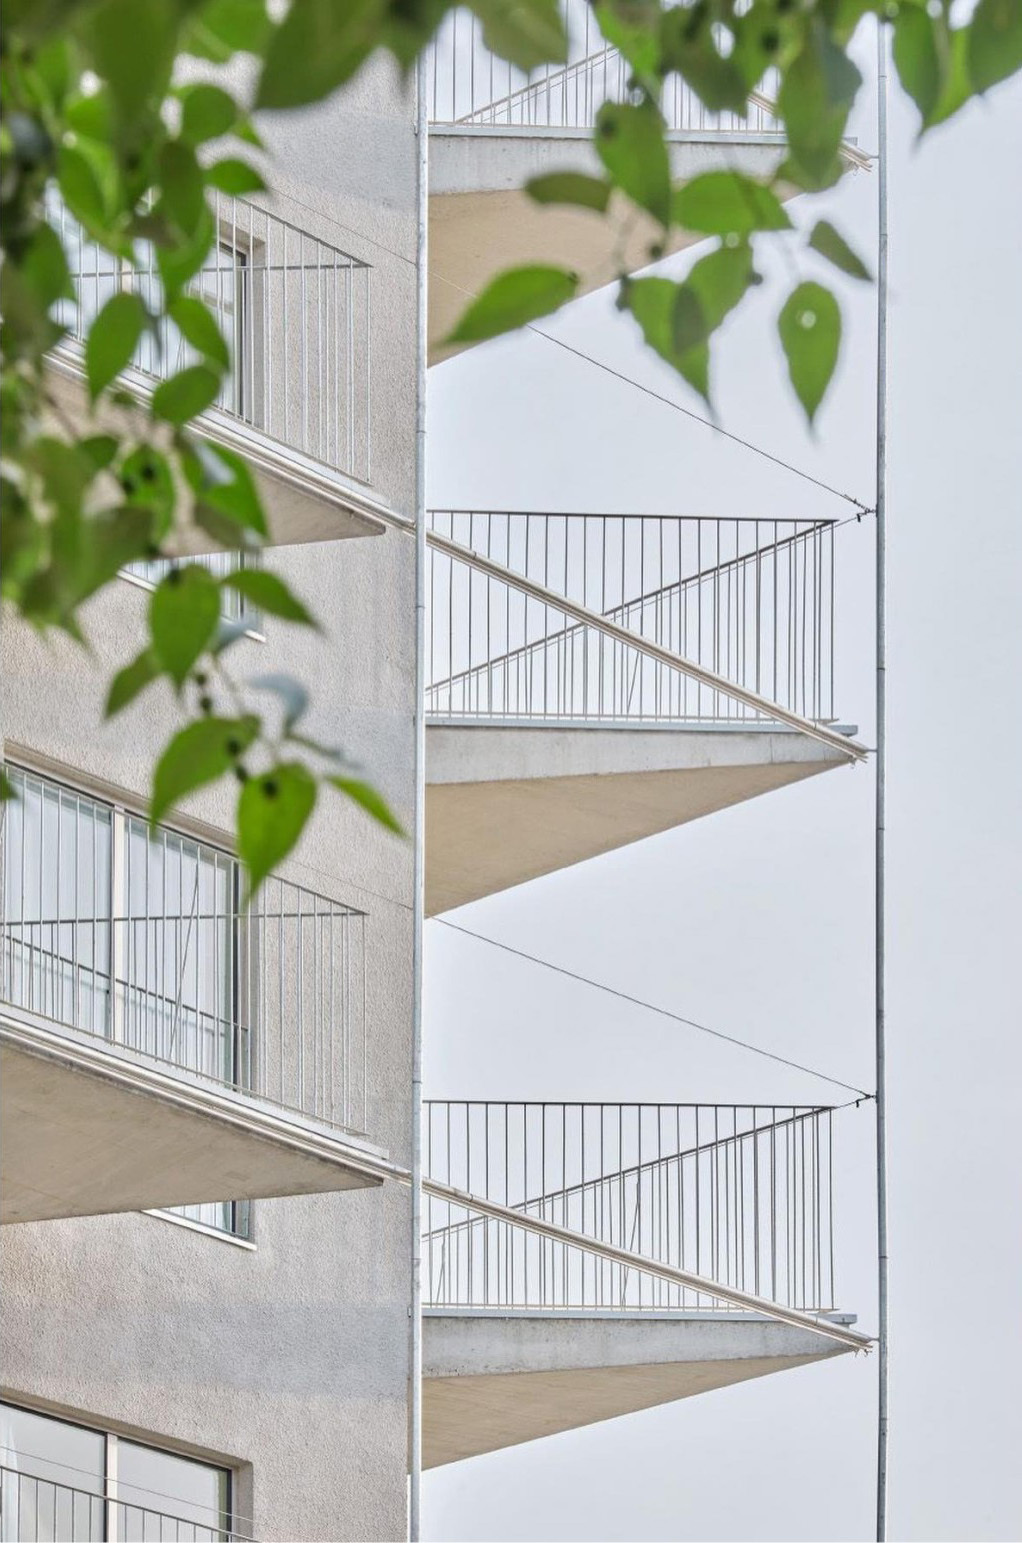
428 130 786 361
422 1308 853 1467
426 721 855 914
1 1011 387 1224
46 362 391 551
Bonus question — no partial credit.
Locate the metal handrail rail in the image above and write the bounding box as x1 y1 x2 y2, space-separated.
426 525 865 759
422 1176 870 1351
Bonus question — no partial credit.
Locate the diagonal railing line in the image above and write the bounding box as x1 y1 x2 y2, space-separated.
424 1103 832 1243
443 38 873 172
425 526 866 760
422 1175 871 1350
427 515 835 708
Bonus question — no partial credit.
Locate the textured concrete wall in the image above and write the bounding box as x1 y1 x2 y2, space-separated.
1 58 418 1543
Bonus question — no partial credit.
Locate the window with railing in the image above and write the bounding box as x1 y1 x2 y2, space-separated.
0 766 370 1234
50 193 372 484
0 1400 239 1543
122 550 259 630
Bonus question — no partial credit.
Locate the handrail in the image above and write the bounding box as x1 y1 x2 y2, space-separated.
422 1175 871 1351
426 526 866 760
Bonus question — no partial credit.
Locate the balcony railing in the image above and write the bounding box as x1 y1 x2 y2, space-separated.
51 192 372 484
426 511 836 728
425 1101 837 1314
0 1466 246 1543
428 3 782 132
1 767 369 1137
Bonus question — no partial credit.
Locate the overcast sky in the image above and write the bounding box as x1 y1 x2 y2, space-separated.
421 40 1022 1543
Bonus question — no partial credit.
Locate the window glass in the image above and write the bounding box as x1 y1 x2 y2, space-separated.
0 1402 105 1542
117 1439 230 1537
0 1402 232 1541
1 769 112 1036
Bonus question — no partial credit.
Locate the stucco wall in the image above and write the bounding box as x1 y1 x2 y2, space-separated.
1 57 418 1543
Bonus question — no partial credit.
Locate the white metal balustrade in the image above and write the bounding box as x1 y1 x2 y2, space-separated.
427 510 836 727
51 193 372 484
428 2 782 132
425 1101 837 1314
0 767 369 1139
0 1466 245 1543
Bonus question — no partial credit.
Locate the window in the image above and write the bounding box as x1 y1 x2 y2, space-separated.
1 767 250 1241
122 551 260 630
0 1401 233 1542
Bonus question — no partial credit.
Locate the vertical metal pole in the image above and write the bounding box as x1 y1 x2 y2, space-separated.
874 20 891 1543
409 49 429 1543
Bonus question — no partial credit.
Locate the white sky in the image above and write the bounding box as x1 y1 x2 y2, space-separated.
422 41 1022 1542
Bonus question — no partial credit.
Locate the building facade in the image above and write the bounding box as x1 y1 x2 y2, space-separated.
1 14 869 1542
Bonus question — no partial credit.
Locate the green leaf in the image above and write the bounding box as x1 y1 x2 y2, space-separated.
119 446 175 537
659 7 748 114
81 435 120 470
158 204 216 301
204 157 267 194
21 222 74 308
929 26 973 126
86 291 147 401
595 100 671 226
106 647 162 716
893 6 942 125
329 775 404 836
250 671 309 728
777 33 861 189
185 0 273 61
184 440 268 535
57 144 109 234
969 0 1022 93
170 296 230 369
85 0 177 132
178 82 239 144
778 281 842 423
76 507 156 600
471 0 568 72
594 0 661 88
674 171 791 236
687 241 757 329
149 564 222 685
0 767 15 803
526 171 612 214
224 571 319 627
808 219 872 281
621 276 710 402
256 0 380 110
238 762 317 898
151 714 260 826
152 364 222 426
446 266 578 345
158 140 207 236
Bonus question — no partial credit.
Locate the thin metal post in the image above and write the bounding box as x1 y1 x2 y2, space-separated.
409 48 429 1543
875 21 891 1543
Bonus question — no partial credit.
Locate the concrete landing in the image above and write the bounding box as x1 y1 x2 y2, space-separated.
426 722 854 914
428 131 785 361
1 1013 385 1224
422 1309 851 1467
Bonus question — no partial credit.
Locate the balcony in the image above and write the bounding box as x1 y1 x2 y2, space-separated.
47 192 388 547
426 4 871 358
0 767 387 1225
421 1100 866 1465
424 510 865 912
